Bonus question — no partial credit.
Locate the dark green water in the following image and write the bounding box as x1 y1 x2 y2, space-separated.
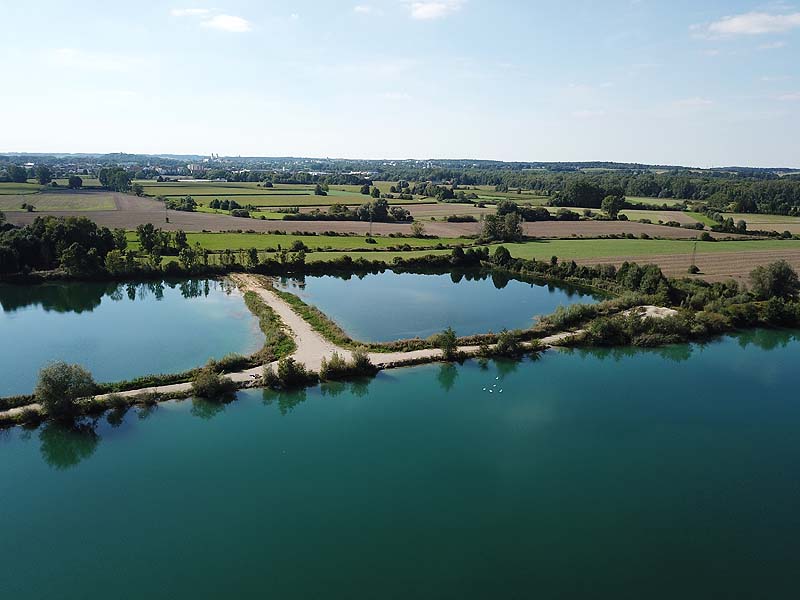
275 270 600 341
0 279 261 396
2 330 800 599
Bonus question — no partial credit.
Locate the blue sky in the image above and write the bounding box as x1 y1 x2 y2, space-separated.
2 1 799 167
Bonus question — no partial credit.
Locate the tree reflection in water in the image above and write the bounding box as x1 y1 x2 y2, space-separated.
437 363 458 392
38 420 100 470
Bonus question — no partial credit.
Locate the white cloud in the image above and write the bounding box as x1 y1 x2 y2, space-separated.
409 1 464 20
777 92 800 101
706 12 800 36
48 48 142 72
201 15 252 32
354 4 374 14
290 13 300 21
170 8 210 17
674 97 714 107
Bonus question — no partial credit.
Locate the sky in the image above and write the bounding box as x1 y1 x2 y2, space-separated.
2 0 800 167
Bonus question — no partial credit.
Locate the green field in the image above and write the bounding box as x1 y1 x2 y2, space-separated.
620 209 700 225
140 181 425 208
687 212 718 227
125 231 468 252
262 238 800 264
0 191 117 212
500 238 800 260
0 183 42 195
722 213 800 234
626 196 689 207
129 231 800 263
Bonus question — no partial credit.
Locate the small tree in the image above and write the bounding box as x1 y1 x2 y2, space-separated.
35 165 53 185
35 362 96 420
494 329 522 356
68 175 83 189
264 358 318 389
370 186 381 198
410 221 426 238
131 183 144 196
435 327 458 360
191 366 237 400
750 260 800 300
601 195 625 220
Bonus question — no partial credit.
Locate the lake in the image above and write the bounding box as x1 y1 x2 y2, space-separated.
274 270 601 341
2 330 799 599
0 279 262 396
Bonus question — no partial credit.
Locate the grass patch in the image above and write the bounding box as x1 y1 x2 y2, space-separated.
687 212 718 227
125 231 468 251
0 191 118 212
0 182 42 195
243 290 296 361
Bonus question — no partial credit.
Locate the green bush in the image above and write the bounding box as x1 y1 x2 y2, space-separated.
494 329 523 356
320 349 377 381
191 366 238 400
434 326 458 360
320 352 349 380
35 362 96 420
264 358 318 390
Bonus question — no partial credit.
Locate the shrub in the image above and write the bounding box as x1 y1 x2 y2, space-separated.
264 358 318 390
191 366 237 400
35 361 96 420
434 326 459 360
494 329 523 356
320 351 349 380
749 260 800 300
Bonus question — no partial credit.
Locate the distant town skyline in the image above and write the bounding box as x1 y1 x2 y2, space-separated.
2 1 799 168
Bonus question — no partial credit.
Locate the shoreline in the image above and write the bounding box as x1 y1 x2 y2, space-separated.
0 274 598 425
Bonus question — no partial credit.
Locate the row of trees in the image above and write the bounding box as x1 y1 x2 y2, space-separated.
284 199 412 223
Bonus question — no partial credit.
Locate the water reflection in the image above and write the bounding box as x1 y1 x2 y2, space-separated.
563 343 694 364
190 398 228 420
0 278 228 314
38 420 100 470
437 363 459 392
263 388 309 415
736 328 800 351
106 405 130 428
276 268 597 296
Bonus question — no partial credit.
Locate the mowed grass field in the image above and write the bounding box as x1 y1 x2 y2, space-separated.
0 190 118 211
139 181 426 209
626 196 690 207
0 182 42 195
125 231 467 252
723 213 800 234
620 209 701 226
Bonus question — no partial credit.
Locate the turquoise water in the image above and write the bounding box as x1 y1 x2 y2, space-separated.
2 331 799 599
275 270 601 341
0 279 262 396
